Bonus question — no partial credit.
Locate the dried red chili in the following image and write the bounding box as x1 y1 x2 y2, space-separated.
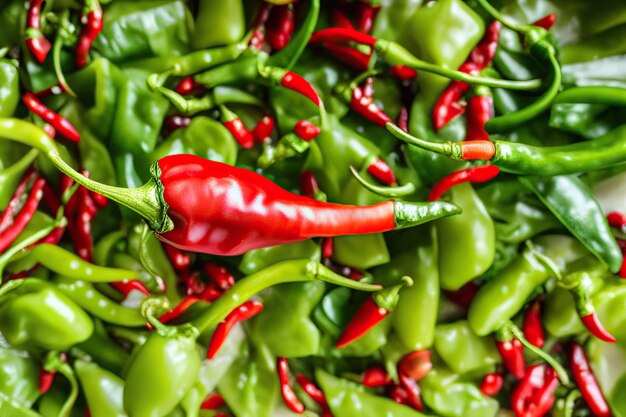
266 4 295 51
277 357 305 414
336 277 412 348
523 300 545 348
428 165 500 201
206 301 264 359
569 342 611 417
76 0 103 68
220 106 254 149
22 93 80 142
480 373 504 396
294 120 321 141
25 0 51 63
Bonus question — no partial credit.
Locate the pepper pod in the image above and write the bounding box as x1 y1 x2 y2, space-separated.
336 276 413 348
494 326 526 380
569 342 612 417
40 351 79 417
569 272 616 343
511 364 559 417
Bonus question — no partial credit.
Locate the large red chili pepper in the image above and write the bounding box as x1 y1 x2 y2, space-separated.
25 0 51 63
336 277 412 348
296 374 329 410
398 350 432 382
361 365 391 387
495 328 526 380
76 0 103 68
0 172 46 253
252 115 275 143
277 357 305 414
266 4 295 51
469 21 502 70
532 14 557 31
427 165 500 201
203 263 235 291
294 120 321 141
465 94 493 141
200 392 225 410
511 364 559 417
367 158 397 186
22 93 80 142
480 373 504 396
206 301 264 359
220 106 254 149
522 300 545 348
569 342 611 417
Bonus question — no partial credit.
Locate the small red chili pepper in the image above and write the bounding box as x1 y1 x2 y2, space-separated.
206 301 264 359
0 174 46 253
0 170 37 232
511 364 559 417
90 191 108 208
296 374 329 409
110 280 151 298
34 84 65 99
329 8 355 29
175 76 203 95
353 1 380 34
157 296 200 326
200 392 225 410
276 70 322 106
480 373 504 396
163 243 191 271
321 41 371 71
570 342 611 417
22 92 80 142
220 106 254 149
465 94 493 142
325 259 366 281
523 300 545 348
389 384 409 404
469 21 502 70
249 2 271 49
25 0 51 63
163 115 191 133
362 365 391 387
294 120 321 141
398 373 423 411
580 313 616 343
310 27 377 47
39 369 56 394
428 165 500 201
397 106 409 133
299 170 322 199
277 357 305 414
532 14 557 31
266 4 295 51
350 82 393 127
432 63 479 130
203 263 235 292
607 211 626 231
252 116 275 143
390 65 418 81
398 350 432 382
322 237 334 259
443 281 480 308
366 158 397 186
495 328 526 380
336 277 412 348
76 0 103 69
65 171 102 262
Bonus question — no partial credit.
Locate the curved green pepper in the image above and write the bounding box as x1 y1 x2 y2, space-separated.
332 234 390 270
239 239 320 275
76 319 130 376
192 0 245 49
0 346 40 408
438 183 495 291
75 360 127 417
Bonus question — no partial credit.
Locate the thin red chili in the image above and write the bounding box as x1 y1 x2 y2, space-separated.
157 296 200 326
322 237 333 259
336 277 411 348
252 115 275 143
511 364 559 417
390 65 418 81
0 175 46 253
277 357 305 414
299 170 322 199
266 4 295 51
522 300 545 348
350 81 393 127
76 0 103 69
469 21 502 70
532 14 557 31
495 329 526 380
294 120 321 141
465 94 493 141
249 2 271 49
110 280 150 298
325 259 366 281
580 313 616 343
278 70 322 106
220 106 254 149
480 373 504 396
398 373 423 411
398 350 432 382
23 93 80 142
432 63 478 131
34 84 65 99
296 374 329 409
25 0 51 63
203 263 235 292
310 27 377 47
163 243 191 271
428 165 500 201
570 342 611 417
0 170 37 232
321 41 371 71
362 365 391 387
200 392 225 410
366 158 397 186
206 301 264 359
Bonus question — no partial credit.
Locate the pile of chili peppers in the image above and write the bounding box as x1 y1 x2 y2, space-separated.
1 0 626 416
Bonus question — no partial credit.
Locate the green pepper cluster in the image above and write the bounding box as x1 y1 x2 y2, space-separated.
1 0 626 417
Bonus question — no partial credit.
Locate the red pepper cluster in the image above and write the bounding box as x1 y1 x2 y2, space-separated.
249 2 295 52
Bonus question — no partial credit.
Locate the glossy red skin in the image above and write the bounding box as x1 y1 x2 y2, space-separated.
157 155 395 256
22 93 80 142
76 7 103 68
428 165 500 201
336 298 388 348
496 339 526 380
570 342 612 417
367 158 396 185
522 301 545 348
469 21 502 69
266 5 295 51
465 95 493 141
26 0 51 63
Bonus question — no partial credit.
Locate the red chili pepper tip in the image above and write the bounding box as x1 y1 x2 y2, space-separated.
281 71 322 106
523 300 545 348
533 13 557 31
294 120 321 141
200 392 226 410
607 211 626 230
175 76 199 95
223 118 254 149
158 296 200 325
110 280 151 297
310 27 377 47
390 65 418 81
336 298 387 348
496 338 526 380
26 37 52 64
277 357 305 414
480 373 504 396
428 165 500 202
296 374 328 407
398 373 423 411
581 313 616 343
362 365 391 387
39 369 56 394
206 301 264 359
367 158 396 186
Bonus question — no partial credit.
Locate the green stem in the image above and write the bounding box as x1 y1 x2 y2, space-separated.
554 86 626 106
475 0 527 32
192 260 382 333
53 12 76 97
0 119 169 232
349 166 416 198
57 363 78 417
386 122 464 159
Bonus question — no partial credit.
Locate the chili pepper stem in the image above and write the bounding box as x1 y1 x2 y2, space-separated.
191 260 382 334
0 119 172 233
349 166 416 198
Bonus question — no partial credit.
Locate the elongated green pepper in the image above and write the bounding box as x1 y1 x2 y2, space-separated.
75 360 126 417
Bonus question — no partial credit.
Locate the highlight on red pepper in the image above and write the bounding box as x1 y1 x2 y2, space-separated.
25 0 51 63
277 357 305 414
571 280 617 343
522 300 545 348
296 374 330 411
432 63 478 131
206 300 263 359
495 327 526 380
75 0 103 68
252 115 275 143
22 93 80 143
428 165 500 202
219 105 254 149
266 4 295 51
532 14 557 31
480 373 504 396
294 120 321 141
366 158 397 186
340 76 393 127
361 365 391 387
465 92 493 141
569 342 612 417
511 364 559 417
268 67 322 107
163 115 191 133
336 276 413 348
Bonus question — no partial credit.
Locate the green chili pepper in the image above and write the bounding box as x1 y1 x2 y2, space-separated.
75 360 126 417
0 59 18 117
0 149 39 210
239 239 320 275
76 319 130 376
192 0 245 49
332 234 390 270
0 346 40 409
